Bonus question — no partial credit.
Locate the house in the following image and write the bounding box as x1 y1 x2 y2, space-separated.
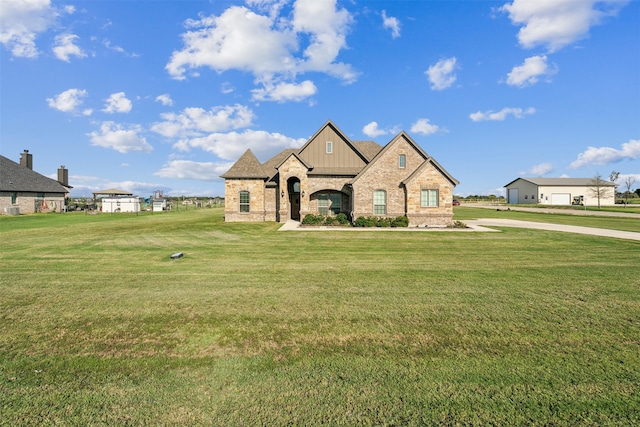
221 120 459 227
0 150 71 214
504 177 616 206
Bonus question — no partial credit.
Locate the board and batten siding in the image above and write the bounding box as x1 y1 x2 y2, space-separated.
297 126 367 170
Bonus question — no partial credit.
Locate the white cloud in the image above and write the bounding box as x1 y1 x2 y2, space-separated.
52 33 85 61
46 88 88 113
469 107 536 122
362 121 389 138
88 121 152 154
154 160 233 181
522 162 554 176
166 0 357 102
151 104 255 139
155 94 173 106
173 129 306 161
425 57 458 91
500 0 628 52
506 55 557 87
382 10 401 39
0 0 57 58
569 139 640 169
251 80 317 102
103 92 132 114
410 118 442 136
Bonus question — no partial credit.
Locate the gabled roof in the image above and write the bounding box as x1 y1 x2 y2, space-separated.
403 157 460 186
504 177 616 187
274 151 313 171
297 120 372 164
352 141 383 161
220 149 269 179
0 155 69 193
351 131 444 185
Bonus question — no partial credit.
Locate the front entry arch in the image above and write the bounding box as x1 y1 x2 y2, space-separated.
287 177 301 220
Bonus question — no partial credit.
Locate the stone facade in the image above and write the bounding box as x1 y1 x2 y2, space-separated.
221 121 459 226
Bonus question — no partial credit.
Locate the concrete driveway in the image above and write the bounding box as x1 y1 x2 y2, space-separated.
466 218 640 241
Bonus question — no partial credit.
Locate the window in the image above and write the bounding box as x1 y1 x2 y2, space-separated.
318 193 329 215
326 141 333 154
239 191 250 213
373 190 386 215
421 189 439 207
399 154 406 168
330 193 342 215
11 192 17 204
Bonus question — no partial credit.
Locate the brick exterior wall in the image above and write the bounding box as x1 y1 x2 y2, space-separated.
352 136 423 218
404 163 455 227
224 179 267 222
0 192 66 214
278 156 309 222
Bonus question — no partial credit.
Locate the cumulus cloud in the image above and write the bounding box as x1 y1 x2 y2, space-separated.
46 88 88 113
155 94 173 106
172 129 306 162
52 33 85 61
382 10 401 39
154 160 233 181
469 107 536 122
522 162 554 176
506 55 557 87
0 0 57 58
151 104 255 139
251 80 317 102
425 57 458 91
88 121 152 153
410 118 442 136
362 121 391 138
500 0 629 52
165 0 357 102
103 92 132 114
569 139 640 169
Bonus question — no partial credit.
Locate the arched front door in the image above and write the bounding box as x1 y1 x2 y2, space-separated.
288 177 301 220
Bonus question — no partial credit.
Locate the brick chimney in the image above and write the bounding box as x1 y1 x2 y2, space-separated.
20 149 33 170
58 165 69 186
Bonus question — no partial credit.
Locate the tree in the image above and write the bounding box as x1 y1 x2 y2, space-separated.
587 172 611 209
623 176 636 206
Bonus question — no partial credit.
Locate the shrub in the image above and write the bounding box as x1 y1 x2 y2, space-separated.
336 213 349 225
302 214 323 225
354 216 376 227
391 216 409 227
449 220 467 229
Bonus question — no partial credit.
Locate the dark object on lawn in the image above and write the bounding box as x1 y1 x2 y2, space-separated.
170 252 184 259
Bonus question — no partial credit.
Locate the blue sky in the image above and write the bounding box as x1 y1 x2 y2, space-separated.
1 0 639 198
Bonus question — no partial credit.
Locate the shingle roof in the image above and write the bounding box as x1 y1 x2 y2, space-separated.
505 177 616 187
0 155 69 193
220 149 269 179
352 141 383 161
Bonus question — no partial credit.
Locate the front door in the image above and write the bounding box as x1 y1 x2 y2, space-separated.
291 193 300 220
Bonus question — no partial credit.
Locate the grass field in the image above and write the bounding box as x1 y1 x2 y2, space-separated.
1 208 639 425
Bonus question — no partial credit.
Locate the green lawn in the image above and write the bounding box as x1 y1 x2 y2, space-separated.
1 209 639 425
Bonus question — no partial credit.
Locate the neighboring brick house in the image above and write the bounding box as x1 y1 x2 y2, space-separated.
221 120 459 226
0 150 71 214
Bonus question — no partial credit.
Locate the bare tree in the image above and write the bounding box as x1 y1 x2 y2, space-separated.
623 176 636 206
588 172 611 209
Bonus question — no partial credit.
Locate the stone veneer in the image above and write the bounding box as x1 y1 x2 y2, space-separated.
224 179 267 222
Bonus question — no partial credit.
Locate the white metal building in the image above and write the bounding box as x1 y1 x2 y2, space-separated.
101 196 143 213
504 178 616 206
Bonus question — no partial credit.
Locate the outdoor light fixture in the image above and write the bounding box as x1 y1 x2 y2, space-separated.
281 190 285 197
301 191 305 197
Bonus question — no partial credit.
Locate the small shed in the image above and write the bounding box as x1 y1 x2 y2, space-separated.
101 196 143 213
